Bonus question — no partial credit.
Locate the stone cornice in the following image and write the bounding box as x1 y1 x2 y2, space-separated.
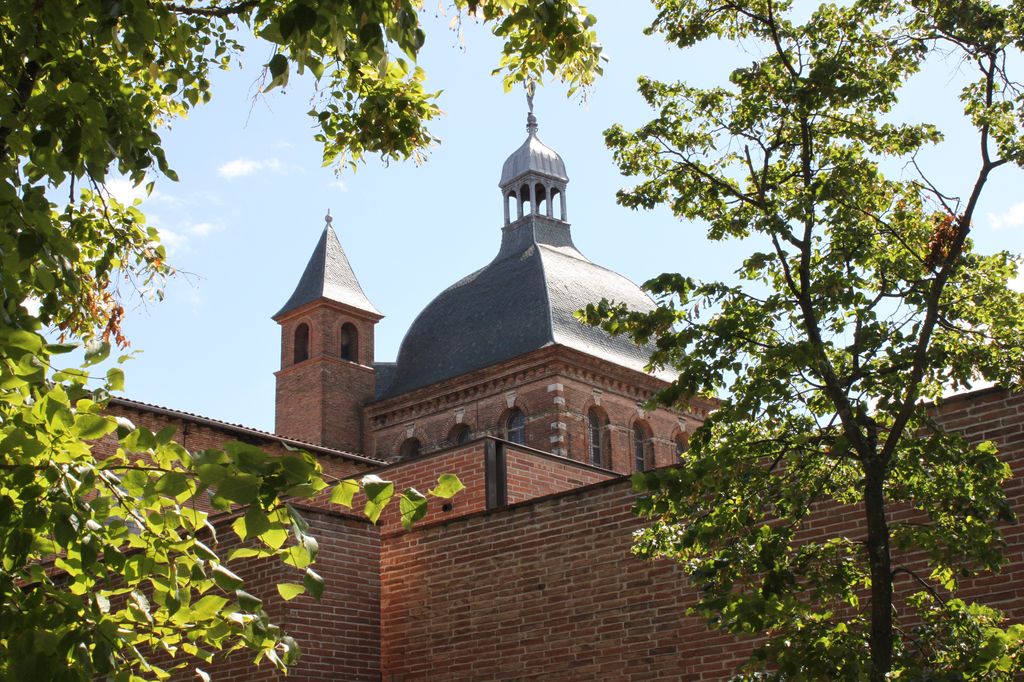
366 345 711 427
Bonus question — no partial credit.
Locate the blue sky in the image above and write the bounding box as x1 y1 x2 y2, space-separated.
102 2 1024 432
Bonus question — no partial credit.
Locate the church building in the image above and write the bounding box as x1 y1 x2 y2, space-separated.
270 109 711 469
105 112 1024 680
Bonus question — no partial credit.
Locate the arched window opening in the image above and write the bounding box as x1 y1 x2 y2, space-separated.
674 433 688 457
587 408 609 467
399 437 421 459
534 182 548 216
506 191 517 224
552 188 564 220
340 322 358 362
504 408 526 445
293 323 310 364
519 184 532 216
449 424 471 446
633 422 653 472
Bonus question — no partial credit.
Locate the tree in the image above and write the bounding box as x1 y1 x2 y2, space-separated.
586 0 1024 678
0 1 601 679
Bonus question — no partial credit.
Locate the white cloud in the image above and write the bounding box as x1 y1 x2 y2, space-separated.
157 227 188 255
1011 271 1024 293
189 222 218 237
989 202 1024 231
105 177 154 205
329 179 347 192
217 158 282 179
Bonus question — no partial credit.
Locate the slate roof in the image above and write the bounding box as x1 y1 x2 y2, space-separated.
379 215 669 398
274 223 380 319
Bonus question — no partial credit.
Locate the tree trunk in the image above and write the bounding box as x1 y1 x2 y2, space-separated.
864 457 893 680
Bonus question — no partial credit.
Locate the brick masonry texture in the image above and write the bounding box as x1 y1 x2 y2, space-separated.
104 380 1024 679
376 387 1024 680
364 347 713 472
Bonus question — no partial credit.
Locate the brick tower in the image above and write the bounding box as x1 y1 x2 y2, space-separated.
273 212 382 453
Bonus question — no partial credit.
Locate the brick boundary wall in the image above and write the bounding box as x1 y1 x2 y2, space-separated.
504 444 616 504
165 507 381 682
378 388 1024 680
380 478 752 681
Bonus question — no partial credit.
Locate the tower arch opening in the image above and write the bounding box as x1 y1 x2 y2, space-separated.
293 323 310 364
340 322 359 362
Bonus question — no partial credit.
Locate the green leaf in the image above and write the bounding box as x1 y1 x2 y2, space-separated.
241 505 270 540
235 590 263 612
276 583 305 601
192 594 228 617
6 330 44 353
72 413 116 440
428 473 464 499
212 564 244 591
154 471 190 497
106 367 125 392
214 473 260 504
268 53 288 78
362 474 394 524
329 479 359 507
303 568 324 600
83 340 111 366
399 489 427 530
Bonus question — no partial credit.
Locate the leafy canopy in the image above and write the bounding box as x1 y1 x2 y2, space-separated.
587 0 1024 678
0 0 598 679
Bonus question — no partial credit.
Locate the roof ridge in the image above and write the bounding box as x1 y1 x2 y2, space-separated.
107 396 384 464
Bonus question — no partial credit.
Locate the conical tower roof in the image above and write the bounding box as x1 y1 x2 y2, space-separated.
274 214 380 319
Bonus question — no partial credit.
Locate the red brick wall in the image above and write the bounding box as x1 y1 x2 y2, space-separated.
372 443 489 530
932 389 1024 620
275 304 379 453
366 349 714 473
378 388 1024 681
167 508 381 682
504 445 616 504
379 479 751 680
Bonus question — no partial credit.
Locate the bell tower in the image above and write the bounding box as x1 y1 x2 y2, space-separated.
273 212 382 453
499 108 569 226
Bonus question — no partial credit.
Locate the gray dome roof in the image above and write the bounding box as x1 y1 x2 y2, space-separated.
499 133 568 187
379 216 664 398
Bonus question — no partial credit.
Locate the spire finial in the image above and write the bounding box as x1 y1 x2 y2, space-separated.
325 209 333 226
526 82 538 135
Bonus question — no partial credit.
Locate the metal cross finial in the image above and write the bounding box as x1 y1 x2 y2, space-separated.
325 209 333 226
525 82 538 135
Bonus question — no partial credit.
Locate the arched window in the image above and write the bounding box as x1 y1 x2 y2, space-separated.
399 437 421 459
674 433 688 457
587 408 609 467
633 422 653 472
340 322 358 362
293 323 310 364
504 408 526 445
449 424 471 446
